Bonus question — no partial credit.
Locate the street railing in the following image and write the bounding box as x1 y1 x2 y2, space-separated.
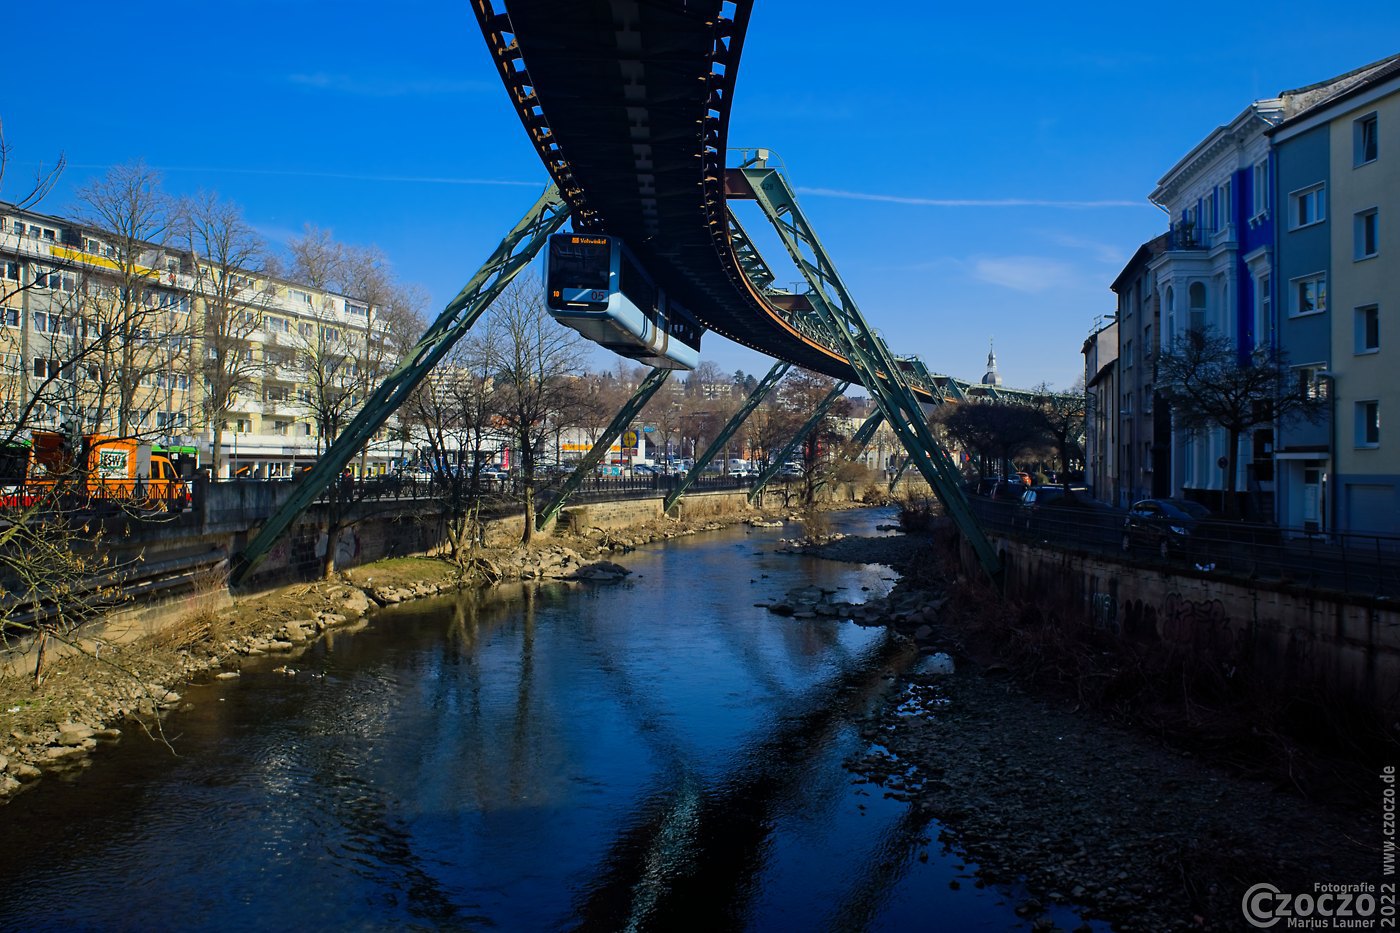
960 494 1400 602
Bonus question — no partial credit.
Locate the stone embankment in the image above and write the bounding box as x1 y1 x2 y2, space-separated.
0 509 811 802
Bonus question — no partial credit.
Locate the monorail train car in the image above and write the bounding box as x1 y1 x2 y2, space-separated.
544 233 703 370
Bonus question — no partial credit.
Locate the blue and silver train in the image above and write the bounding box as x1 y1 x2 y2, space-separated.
544 233 703 370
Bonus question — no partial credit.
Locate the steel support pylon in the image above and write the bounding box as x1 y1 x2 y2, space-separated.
229 185 571 585
664 361 788 513
733 165 1001 583
747 380 849 503
536 367 672 531
850 410 885 451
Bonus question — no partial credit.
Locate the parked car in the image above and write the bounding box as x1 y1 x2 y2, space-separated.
478 465 510 484
1121 498 1213 558
633 463 661 475
1014 485 1075 528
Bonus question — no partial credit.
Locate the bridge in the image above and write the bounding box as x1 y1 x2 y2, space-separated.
229 0 1008 585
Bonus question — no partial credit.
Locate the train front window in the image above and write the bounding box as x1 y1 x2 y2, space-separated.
548 237 610 292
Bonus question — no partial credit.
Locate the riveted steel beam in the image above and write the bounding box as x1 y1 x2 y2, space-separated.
664 361 788 513
536 367 671 531
736 165 1001 583
230 185 570 585
748 380 849 503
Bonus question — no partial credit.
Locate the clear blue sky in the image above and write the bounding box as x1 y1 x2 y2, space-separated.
4 1 1398 392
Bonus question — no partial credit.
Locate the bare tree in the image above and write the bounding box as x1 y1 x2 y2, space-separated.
640 382 682 466
286 224 343 291
934 399 1049 479
484 279 586 544
0 132 152 667
771 369 850 503
1156 329 1324 516
71 161 187 438
1031 380 1087 486
402 330 503 569
176 191 271 478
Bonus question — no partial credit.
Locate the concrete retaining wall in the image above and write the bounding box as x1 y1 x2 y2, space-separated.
959 534 1400 715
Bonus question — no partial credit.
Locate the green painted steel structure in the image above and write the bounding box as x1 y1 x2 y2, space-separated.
535 367 671 531
746 381 849 504
663 361 789 513
851 410 885 450
229 185 571 585
733 164 1001 582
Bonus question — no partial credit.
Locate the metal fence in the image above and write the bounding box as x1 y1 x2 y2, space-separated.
960 494 1400 602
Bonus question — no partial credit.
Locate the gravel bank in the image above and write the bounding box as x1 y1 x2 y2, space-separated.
799 526 1380 931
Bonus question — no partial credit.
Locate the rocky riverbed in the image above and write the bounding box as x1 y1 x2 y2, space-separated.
779 525 1380 932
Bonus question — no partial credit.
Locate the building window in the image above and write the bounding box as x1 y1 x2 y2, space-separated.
1188 281 1207 334
1221 178 1232 229
1123 339 1134 369
1355 400 1380 448
2 261 18 281
1290 274 1327 317
1355 112 1379 166
1356 305 1380 354
1289 183 1326 229
1252 160 1268 219
1355 208 1379 260
1255 273 1273 347
0 307 16 327
1164 286 1175 345
1297 365 1330 401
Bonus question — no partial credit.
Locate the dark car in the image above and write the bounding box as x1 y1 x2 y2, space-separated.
1014 485 1073 528
1121 498 1213 558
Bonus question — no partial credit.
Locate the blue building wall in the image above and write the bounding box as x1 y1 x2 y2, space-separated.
1274 124 1332 452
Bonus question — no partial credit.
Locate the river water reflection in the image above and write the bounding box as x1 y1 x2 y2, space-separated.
0 508 1073 931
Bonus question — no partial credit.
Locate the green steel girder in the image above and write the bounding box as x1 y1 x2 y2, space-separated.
736 166 1001 583
747 380 849 503
229 185 571 585
851 410 885 450
664 361 788 513
888 457 912 491
723 206 959 407
536 367 671 531
727 213 777 293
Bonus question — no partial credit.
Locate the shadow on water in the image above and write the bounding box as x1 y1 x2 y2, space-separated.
570 630 914 931
0 507 1104 931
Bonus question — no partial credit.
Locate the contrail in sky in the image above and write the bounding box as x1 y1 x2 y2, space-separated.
63 163 542 188
797 186 1149 209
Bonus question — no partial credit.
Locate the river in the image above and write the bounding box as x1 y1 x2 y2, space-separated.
0 508 1096 931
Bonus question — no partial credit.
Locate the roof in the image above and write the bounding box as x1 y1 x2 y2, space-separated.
1109 232 1170 294
1268 52 1400 137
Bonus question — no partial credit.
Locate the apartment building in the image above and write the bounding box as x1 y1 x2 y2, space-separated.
0 201 402 479
1127 58 1396 518
1082 318 1118 504
1109 234 1169 506
1269 56 1400 535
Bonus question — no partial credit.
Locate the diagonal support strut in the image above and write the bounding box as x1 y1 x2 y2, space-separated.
664 361 788 513
730 165 1001 583
748 380 849 503
229 185 571 585
536 367 672 531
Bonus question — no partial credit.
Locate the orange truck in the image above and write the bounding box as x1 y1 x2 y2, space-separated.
24 431 189 511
